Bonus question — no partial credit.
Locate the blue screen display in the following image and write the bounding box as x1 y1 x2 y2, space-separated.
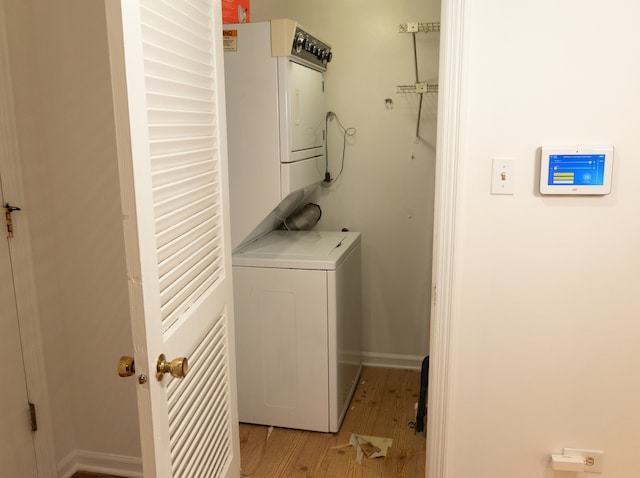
547 154 606 186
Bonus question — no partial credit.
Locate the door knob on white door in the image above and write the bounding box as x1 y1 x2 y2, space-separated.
156 354 189 381
118 356 135 377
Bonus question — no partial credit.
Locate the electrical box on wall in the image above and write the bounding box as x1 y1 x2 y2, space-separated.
540 146 614 195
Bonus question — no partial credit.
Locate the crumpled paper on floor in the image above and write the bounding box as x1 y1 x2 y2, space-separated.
348 433 393 463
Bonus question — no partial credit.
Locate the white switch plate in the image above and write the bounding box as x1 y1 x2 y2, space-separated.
491 158 516 195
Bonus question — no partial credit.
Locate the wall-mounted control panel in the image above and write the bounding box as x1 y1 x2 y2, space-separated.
540 146 614 195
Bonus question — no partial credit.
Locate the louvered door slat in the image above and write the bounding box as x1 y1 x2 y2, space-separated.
152 157 215 186
142 25 211 64
148 108 214 125
151 153 215 178
158 239 220 298
144 0 211 31
173 378 225 475
145 60 212 89
151 137 216 157
168 346 223 455
141 7 210 46
166 314 231 476
157 199 220 250
155 202 219 245
149 124 214 140
147 75 213 101
153 172 216 204
145 43 212 78
161 257 223 331
147 92 214 112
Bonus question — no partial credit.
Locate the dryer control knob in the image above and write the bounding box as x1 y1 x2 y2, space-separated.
295 32 305 53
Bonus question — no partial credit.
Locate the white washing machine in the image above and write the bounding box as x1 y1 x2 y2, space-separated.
232 230 362 432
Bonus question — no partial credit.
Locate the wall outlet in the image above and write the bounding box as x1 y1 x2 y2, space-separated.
563 448 604 473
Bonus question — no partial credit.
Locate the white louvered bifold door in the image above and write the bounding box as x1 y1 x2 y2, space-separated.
106 1 240 477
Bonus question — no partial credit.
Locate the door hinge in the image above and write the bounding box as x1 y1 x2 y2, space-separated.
4 203 21 238
29 402 38 431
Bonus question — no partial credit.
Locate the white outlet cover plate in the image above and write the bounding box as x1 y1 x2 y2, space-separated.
563 448 604 473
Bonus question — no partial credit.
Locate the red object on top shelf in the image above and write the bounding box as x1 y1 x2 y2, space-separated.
222 0 250 24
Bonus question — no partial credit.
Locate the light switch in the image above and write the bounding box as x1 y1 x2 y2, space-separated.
491 158 516 195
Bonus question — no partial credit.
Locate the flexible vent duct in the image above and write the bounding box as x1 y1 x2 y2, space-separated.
284 203 322 230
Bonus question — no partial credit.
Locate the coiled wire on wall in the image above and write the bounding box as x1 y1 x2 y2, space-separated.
323 111 356 186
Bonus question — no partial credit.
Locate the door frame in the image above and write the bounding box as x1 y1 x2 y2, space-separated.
426 0 466 477
0 3 57 476
0 0 468 476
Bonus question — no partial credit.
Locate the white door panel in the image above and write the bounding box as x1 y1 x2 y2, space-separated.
106 1 240 477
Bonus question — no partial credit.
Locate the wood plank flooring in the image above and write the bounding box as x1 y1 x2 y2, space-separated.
72 367 425 478
239 366 426 478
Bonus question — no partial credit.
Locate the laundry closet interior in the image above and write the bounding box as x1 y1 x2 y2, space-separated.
226 0 439 433
1 0 439 474
244 0 439 371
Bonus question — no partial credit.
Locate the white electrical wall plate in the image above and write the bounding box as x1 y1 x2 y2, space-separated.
551 448 605 473
551 454 585 472
540 145 614 195
563 448 605 473
491 157 516 195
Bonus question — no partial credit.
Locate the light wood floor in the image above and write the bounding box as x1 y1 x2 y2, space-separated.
239 366 426 478
71 473 126 478
72 367 425 478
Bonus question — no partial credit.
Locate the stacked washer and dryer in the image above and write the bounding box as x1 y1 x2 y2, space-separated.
223 19 362 433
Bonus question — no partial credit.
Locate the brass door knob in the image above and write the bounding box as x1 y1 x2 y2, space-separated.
156 354 189 381
118 356 135 377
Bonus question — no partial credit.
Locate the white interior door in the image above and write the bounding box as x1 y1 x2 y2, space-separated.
106 1 240 477
0 183 38 477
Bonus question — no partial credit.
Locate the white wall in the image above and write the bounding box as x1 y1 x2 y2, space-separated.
251 0 440 367
443 1 640 476
3 0 141 472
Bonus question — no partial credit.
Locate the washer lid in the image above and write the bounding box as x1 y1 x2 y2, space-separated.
232 230 360 270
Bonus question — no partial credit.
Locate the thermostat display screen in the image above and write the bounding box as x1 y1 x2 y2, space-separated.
540 146 613 195
547 154 606 186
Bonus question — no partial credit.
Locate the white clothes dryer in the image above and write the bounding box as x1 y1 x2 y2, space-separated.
232 230 362 432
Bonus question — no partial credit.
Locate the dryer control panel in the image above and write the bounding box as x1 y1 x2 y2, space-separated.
291 26 333 69
271 19 332 71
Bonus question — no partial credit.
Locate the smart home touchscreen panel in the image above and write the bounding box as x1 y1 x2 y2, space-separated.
539 146 614 195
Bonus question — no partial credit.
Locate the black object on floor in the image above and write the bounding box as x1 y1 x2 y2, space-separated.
415 355 429 435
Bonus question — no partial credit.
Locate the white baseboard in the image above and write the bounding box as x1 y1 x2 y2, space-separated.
58 449 143 478
361 351 426 371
